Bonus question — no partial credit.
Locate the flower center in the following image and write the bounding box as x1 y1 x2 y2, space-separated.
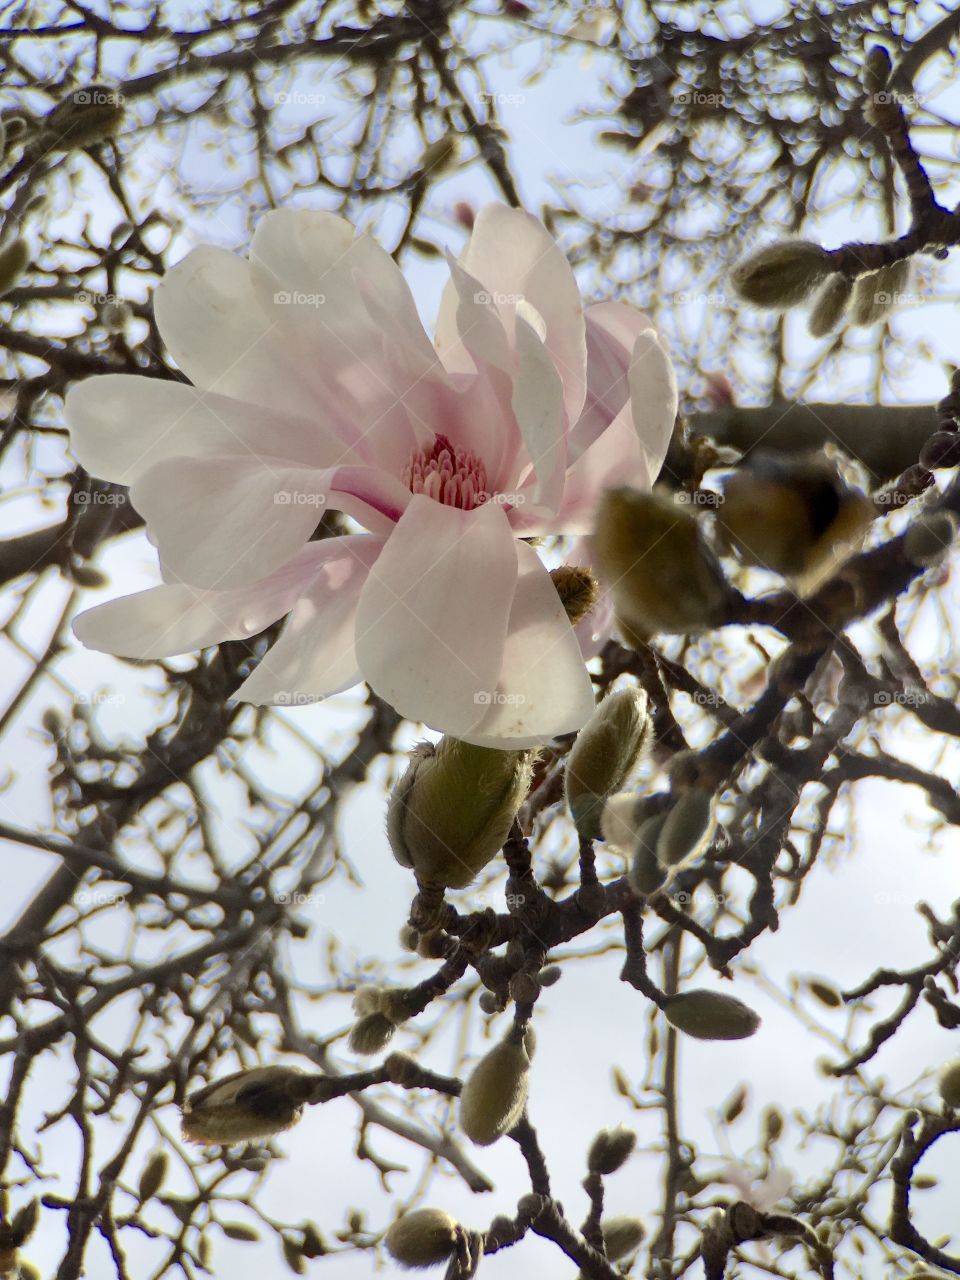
402 434 488 511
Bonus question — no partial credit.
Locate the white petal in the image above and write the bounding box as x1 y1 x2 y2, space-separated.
354 496 517 736
548 403 656 534
511 314 567 515
72 541 337 657
628 329 678 485
234 536 385 703
66 375 356 486
460 542 596 747
573 302 656 458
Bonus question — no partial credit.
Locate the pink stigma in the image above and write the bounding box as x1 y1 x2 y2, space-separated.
402 434 489 511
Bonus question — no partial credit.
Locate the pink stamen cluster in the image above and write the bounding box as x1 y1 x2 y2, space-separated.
402 434 489 510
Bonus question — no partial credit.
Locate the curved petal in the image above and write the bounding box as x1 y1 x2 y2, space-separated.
354 495 517 736
628 329 678 486
130 456 409 590
233 536 385 703
459 541 596 747
572 302 656 458
446 204 587 426
72 541 339 657
66 375 358 485
510 313 567 515
543 403 656 534
434 254 512 375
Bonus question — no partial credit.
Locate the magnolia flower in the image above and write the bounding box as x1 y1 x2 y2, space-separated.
717 1162 793 1211
67 205 677 746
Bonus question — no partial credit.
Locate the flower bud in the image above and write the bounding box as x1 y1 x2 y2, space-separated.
565 687 651 838
0 238 28 298
938 1059 960 1108
805 977 842 1008
601 791 646 854
628 816 668 896
656 790 716 868
718 451 872 591
601 1216 646 1260
807 274 852 337
849 258 910 326
920 430 960 471
138 1152 168 1202
663 990 761 1041
904 511 957 568
385 1209 459 1269
763 1105 784 1144
459 1036 531 1146
44 86 124 151
387 738 534 890
592 489 731 641
181 1066 308 1144
349 1012 396 1056
550 564 601 625
587 1126 637 1175
731 240 833 309
538 964 562 987
862 45 892 94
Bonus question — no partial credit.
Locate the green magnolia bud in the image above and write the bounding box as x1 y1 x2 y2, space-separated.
587 1126 637 1175
550 564 600 625
601 1215 646 1260
849 258 911 326
565 686 651 838
459 1037 531 1146
10 1199 38 1245
387 738 534 890
349 1012 396 1056
181 1066 309 1144
628 816 668 896
656 790 716 868
807 273 852 337
904 511 957 568
731 240 833 309
805 977 843 1008
663 990 761 1041
385 1209 459 1269
938 1058 960 1108
0 237 29 298
763 1105 784 1144
138 1151 168 1202
863 45 892 94
592 489 731 641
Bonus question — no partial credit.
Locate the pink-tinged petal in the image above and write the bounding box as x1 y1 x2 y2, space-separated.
72 541 340 657
572 302 656 458
354 495 517 736
434 255 512 374
510 314 567 515
547 404 655 534
66 375 359 485
629 329 678 484
153 246 330 424
234 536 385 704
460 542 596 747
753 1168 793 1211
455 205 587 426
129 456 409 590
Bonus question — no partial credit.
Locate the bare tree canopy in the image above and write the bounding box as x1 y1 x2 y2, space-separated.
1 2 959 1279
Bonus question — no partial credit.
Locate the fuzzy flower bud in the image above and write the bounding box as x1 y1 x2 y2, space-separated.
0 238 29 298
731 240 833 309
181 1066 309 1144
807 274 852 337
938 1059 960 1108
565 686 651 838
601 791 646 854
384 1208 460 1269
849 258 911 326
592 489 731 641
656 789 716 868
349 1013 396 1056
904 511 957 568
628 815 669 896
44 86 124 151
550 564 601 625
663 990 761 1041
587 1126 637 1175
459 1035 531 1146
601 1216 646 1259
387 738 534 890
